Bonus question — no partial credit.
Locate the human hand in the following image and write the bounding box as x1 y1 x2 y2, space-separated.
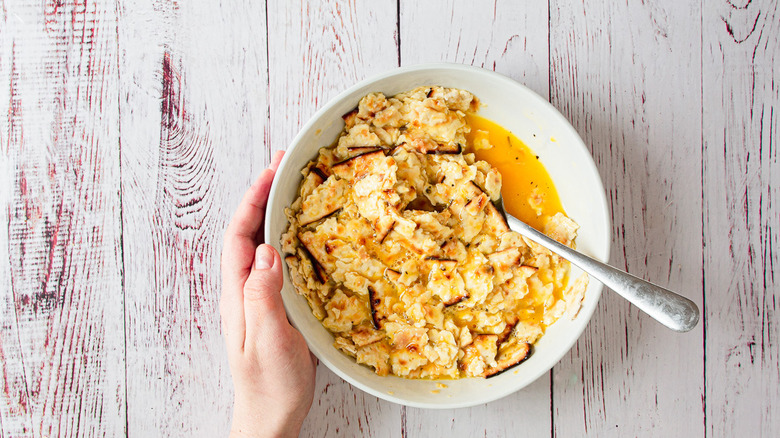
221 151 315 438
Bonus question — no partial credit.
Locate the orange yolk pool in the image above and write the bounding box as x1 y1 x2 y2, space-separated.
465 113 565 231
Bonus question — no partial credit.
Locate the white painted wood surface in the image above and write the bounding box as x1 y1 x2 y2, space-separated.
0 1 125 436
1 0 778 437
703 1 779 436
549 2 705 436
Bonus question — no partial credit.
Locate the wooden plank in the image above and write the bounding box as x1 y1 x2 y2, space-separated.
400 0 550 98
399 2 552 436
703 0 779 435
267 0 401 153
302 367 404 438
548 1 705 435
402 378 552 438
117 0 269 435
266 1 403 436
0 1 125 437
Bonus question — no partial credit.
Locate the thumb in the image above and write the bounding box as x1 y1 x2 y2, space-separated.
243 244 287 340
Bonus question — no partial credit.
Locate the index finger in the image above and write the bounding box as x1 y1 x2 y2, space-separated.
222 151 285 282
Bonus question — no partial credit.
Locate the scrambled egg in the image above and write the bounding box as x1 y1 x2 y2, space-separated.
282 87 587 379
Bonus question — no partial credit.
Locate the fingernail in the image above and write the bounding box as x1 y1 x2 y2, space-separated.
253 245 274 270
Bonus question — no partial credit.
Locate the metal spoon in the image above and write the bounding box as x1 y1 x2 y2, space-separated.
497 198 699 332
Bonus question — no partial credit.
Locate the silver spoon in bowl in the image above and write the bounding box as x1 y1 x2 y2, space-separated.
496 198 700 332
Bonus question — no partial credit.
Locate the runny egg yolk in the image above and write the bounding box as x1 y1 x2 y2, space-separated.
465 113 565 231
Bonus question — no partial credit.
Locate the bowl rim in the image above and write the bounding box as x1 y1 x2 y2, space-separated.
265 62 611 408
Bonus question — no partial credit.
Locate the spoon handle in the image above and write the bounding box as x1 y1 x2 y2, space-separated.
505 215 699 332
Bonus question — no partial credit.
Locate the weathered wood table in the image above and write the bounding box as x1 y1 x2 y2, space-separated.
1 1 777 436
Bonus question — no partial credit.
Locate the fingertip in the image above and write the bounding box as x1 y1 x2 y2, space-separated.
270 150 285 171
253 243 276 270
243 245 284 310
251 167 275 192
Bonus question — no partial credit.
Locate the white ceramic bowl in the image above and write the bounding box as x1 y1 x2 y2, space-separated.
265 64 610 409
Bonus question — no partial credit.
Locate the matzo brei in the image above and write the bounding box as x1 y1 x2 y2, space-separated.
282 86 588 379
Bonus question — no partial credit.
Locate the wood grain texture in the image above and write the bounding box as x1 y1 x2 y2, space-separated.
703 0 780 435
117 0 269 435
267 0 400 152
265 1 403 436
0 1 125 436
548 1 705 436
399 1 553 436
401 378 552 438
400 0 550 99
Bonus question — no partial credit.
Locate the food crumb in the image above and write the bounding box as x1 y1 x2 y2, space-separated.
473 130 492 151
436 383 448 389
